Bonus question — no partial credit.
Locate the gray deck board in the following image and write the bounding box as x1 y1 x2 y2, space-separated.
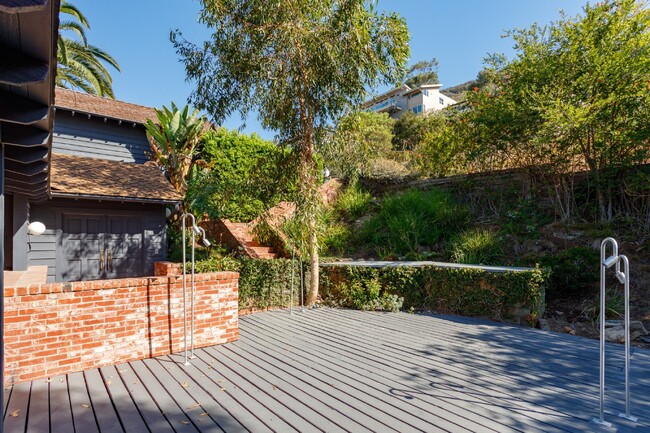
49 375 74 433
25 379 48 433
85 369 124 433
114 362 176 433
244 311 568 433
129 360 201 433
68 371 100 433
98 365 150 433
4 381 30 433
5 308 650 432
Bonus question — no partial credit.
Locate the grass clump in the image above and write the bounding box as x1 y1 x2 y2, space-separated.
334 180 373 222
358 188 469 259
449 228 503 265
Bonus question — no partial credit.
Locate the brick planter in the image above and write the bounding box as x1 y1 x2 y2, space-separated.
3 270 238 385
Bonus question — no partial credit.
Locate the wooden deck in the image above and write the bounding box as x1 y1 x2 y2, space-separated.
4 308 650 432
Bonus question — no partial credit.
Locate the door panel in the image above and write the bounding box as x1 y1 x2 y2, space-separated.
60 213 144 281
104 216 143 279
61 215 104 281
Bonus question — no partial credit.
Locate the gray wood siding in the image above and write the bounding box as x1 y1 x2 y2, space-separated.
52 110 151 163
27 199 167 282
28 203 57 281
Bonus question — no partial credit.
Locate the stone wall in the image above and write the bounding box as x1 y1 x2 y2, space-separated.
3 267 238 385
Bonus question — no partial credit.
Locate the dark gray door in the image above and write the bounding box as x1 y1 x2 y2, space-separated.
61 214 105 281
104 216 143 279
60 214 143 281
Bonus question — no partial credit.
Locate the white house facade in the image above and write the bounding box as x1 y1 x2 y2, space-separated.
363 83 456 119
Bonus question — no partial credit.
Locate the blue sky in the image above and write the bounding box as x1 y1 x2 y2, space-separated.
73 0 587 140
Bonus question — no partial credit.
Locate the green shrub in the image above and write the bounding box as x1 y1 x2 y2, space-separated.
321 264 548 323
539 247 599 299
449 228 503 265
357 188 469 258
187 129 295 222
196 256 302 310
334 181 373 222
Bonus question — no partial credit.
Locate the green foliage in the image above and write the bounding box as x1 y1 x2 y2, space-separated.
57 1 121 97
392 111 446 151
144 103 206 194
172 0 411 305
321 265 548 321
358 188 469 258
196 257 300 310
334 181 373 222
451 0 650 222
404 58 439 88
187 129 294 222
582 287 625 321
449 229 503 265
325 111 395 178
539 247 600 300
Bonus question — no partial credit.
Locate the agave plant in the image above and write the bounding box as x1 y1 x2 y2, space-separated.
144 103 207 193
56 1 121 97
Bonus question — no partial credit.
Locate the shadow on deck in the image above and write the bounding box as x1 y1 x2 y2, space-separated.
4 309 650 432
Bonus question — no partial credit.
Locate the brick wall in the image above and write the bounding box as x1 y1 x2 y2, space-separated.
3 268 238 385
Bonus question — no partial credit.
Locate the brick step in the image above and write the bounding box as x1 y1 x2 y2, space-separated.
246 241 262 247
249 246 275 255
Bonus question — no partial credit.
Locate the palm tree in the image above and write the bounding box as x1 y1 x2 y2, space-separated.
144 103 207 194
57 1 121 98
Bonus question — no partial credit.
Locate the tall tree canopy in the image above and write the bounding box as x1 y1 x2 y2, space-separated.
57 0 121 97
437 0 650 221
172 0 409 305
404 57 439 88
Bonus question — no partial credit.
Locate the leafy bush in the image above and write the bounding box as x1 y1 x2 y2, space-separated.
187 129 295 222
539 247 599 299
358 188 469 258
321 264 548 322
334 181 373 222
449 228 503 265
196 256 302 310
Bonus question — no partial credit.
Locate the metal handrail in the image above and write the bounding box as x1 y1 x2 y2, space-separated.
180 214 210 366
592 237 637 426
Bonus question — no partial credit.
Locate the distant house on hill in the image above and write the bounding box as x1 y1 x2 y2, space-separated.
362 83 456 119
4 88 182 282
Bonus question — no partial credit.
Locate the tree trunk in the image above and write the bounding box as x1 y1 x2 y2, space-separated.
306 212 319 306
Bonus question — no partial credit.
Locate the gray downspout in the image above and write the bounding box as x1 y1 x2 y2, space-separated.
1 139 5 425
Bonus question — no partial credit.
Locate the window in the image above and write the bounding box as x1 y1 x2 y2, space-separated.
439 97 444 105
423 89 429 96
412 105 422 114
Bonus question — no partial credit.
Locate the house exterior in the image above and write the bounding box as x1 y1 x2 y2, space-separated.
363 83 457 119
5 88 182 282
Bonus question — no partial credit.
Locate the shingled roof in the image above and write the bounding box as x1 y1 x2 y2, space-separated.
50 153 182 203
54 87 158 125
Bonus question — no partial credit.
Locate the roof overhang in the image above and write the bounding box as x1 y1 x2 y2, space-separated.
0 0 59 202
50 192 181 205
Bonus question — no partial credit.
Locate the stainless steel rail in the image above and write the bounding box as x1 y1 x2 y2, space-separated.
180 213 210 366
592 237 637 426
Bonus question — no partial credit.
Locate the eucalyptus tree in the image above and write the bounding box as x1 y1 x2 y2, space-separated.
57 0 121 97
172 0 409 305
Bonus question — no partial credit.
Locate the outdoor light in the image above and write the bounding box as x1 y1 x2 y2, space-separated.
27 221 46 236
165 208 172 218
616 271 626 284
198 227 211 247
323 167 330 178
603 255 619 269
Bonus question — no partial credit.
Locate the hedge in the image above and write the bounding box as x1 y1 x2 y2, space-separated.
320 265 548 323
195 257 548 323
195 257 306 311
